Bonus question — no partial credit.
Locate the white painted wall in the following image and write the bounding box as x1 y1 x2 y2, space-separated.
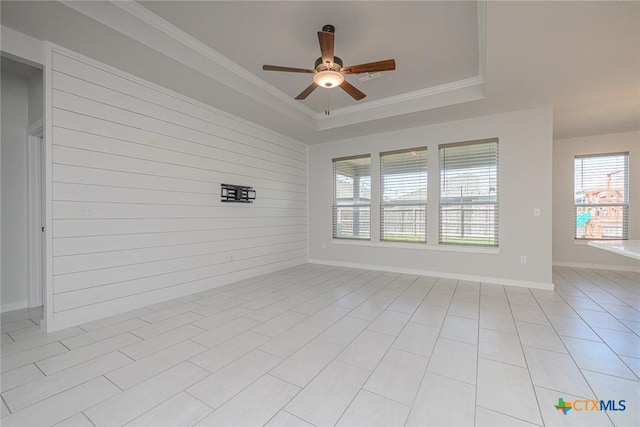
46 46 307 330
1 70 29 311
553 131 640 271
308 107 553 288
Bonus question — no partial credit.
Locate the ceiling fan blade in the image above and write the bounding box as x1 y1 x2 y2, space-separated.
295 83 318 100
262 65 316 73
341 59 396 74
318 31 335 66
340 80 366 101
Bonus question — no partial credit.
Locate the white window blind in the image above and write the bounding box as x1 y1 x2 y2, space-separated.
439 139 498 246
574 153 629 240
333 155 371 239
380 147 427 242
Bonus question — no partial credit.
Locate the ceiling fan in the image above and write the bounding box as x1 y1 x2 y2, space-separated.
262 25 396 102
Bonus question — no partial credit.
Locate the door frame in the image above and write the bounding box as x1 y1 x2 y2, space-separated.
26 119 44 308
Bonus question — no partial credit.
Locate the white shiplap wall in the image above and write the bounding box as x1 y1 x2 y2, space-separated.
46 46 307 330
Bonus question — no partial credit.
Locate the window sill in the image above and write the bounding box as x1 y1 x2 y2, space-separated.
331 238 500 254
574 239 627 246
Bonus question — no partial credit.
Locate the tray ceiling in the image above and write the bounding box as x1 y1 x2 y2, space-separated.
1 1 638 144
139 1 481 113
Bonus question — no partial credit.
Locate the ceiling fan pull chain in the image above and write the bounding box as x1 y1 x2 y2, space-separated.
325 90 330 116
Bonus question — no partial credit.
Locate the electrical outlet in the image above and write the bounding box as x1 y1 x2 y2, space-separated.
520 256 527 264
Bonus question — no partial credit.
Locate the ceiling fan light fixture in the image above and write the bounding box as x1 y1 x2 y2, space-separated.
262 25 394 101
313 70 344 88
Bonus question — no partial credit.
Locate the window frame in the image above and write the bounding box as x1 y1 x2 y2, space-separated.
332 154 372 241
438 138 499 247
573 152 629 241
379 146 428 243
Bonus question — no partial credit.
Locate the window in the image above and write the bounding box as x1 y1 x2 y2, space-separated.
380 147 427 242
574 153 629 240
333 155 371 239
439 139 498 246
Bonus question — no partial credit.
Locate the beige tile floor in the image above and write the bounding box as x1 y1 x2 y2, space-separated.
0 264 639 426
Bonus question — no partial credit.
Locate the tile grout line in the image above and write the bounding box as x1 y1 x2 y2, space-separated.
182 277 357 427
537 267 619 426
101 374 125 392
80 411 98 427
473 283 481 427
333 275 427 427
475 404 544 426
554 270 640 374
115 359 215 427
503 284 543 424
268 273 423 426
403 276 458 425
1 395 12 415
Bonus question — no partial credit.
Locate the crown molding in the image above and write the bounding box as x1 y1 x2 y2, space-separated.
60 0 317 130
322 76 485 118
110 1 316 118
60 0 487 132
316 76 485 130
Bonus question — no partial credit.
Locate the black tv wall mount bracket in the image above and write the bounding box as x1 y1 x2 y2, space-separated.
221 183 256 203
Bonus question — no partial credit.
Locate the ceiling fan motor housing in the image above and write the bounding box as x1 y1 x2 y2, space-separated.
315 56 343 72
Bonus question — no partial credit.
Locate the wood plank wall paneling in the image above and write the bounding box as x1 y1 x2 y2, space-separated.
49 49 307 329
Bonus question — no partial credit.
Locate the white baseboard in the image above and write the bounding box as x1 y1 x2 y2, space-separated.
308 258 555 290
553 261 640 273
1 300 28 313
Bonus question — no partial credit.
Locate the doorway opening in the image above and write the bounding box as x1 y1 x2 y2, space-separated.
1 55 44 318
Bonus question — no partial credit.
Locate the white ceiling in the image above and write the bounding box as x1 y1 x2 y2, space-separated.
1 1 639 144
